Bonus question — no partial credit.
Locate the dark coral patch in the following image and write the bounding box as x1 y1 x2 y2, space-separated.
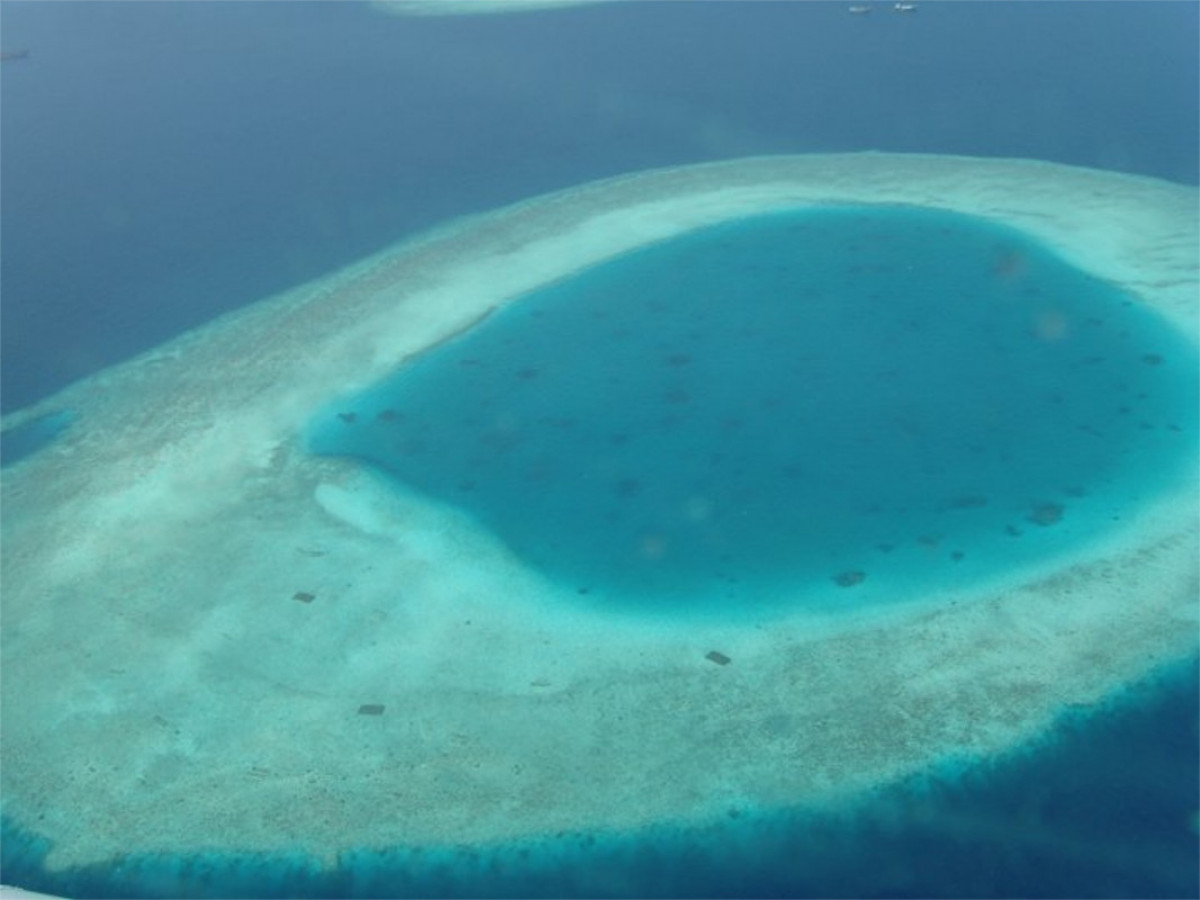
663 389 692 405
1027 502 1065 526
833 570 866 588
944 495 989 510
614 478 642 498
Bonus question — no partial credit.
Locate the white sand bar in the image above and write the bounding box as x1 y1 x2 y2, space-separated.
2 154 1197 870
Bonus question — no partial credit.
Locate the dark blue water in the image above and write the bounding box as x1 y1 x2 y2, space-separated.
307 206 1197 611
2 1 1197 413
3 657 1195 899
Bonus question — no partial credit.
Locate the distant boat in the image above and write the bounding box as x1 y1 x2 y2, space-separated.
893 3 917 11
848 5 872 13
1 49 30 62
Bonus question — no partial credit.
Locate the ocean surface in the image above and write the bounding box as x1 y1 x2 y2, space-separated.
2 2 1198 898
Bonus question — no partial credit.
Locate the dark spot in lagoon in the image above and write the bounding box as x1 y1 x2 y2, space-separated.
664 389 692 405
397 438 428 456
876 543 896 554
705 650 732 666
357 704 385 716
293 591 316 603
944 495 989 510
515 368 540 381
834 570 866 588
1141 353 1164 366
1005 524 1024 537
1027 502 1065 527
525 465 553 483
614 478 642 498
665 353 693 367
337 412 357 425
375 409 402 423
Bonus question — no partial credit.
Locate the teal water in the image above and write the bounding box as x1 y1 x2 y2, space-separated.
307 206 1198 612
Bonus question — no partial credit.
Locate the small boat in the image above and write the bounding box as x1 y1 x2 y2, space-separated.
893 3 917 11
1 49 30 62
848 5 872 13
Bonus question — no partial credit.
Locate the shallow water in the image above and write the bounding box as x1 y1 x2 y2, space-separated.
3 657 1194 899
307 206 1198 614
0 410 74 469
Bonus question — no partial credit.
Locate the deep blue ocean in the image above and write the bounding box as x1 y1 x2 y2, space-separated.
1 2 1197 898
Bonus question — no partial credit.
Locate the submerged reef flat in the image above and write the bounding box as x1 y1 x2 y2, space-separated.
1 154 1197 873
